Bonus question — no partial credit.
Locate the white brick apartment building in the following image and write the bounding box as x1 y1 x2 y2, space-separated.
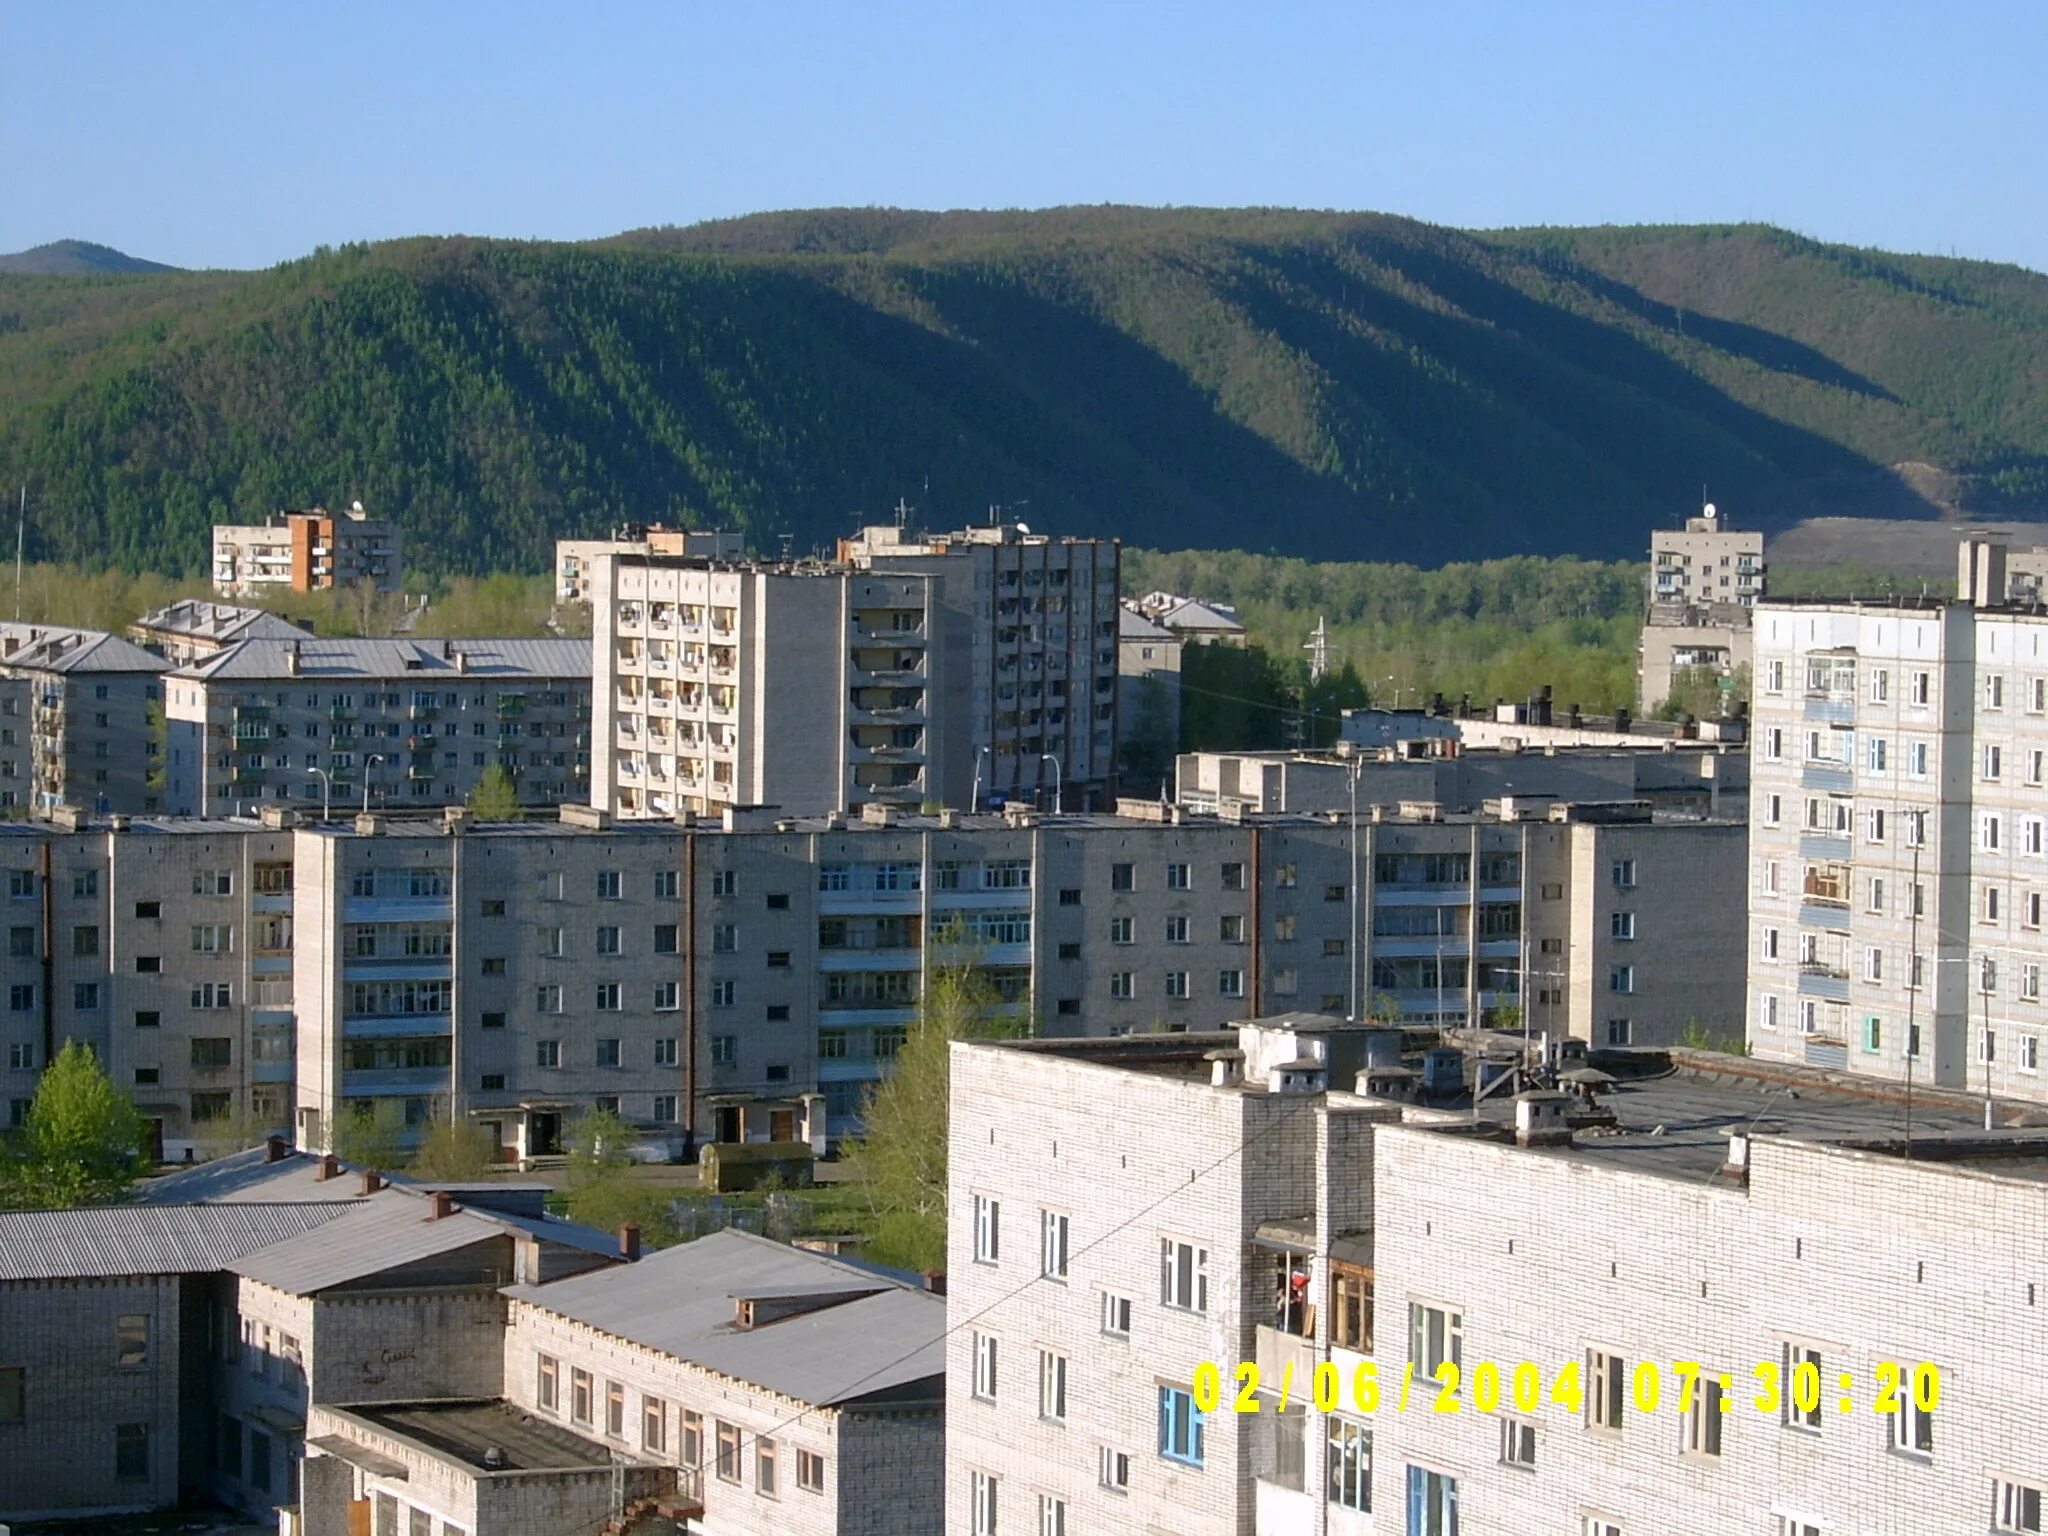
949 1021 2048 1536
1749 539 2048 1108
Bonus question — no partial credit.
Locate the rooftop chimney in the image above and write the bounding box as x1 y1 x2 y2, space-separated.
1514 1092 1574 1148
360 1169 385 1195
264 1134 289 1164
921 1269 948 1296
619 1222 642 1261
284 639 300 676
316 1154 340 1182
427 1189 454 1220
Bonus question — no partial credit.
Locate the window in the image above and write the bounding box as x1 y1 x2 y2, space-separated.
190 982 232 1009
1158 1386 1204 1465
796 1448 825 1493
1111 862 1134 891
535 983 563 1014
1109 916 1133 945
1330 1419 1372 1508
72 924 99 957
1165 970 1190 999
1765 792 1782 826
1164 915 1189 944
1684 1375 1724 1456
1986 814 2005 852
1218 969 1244 998
535 1039 561 1069
481 897 508 916
1782 1343 1822 1430
570 1367 593 1426
595 982 621 1011
973 1332 999 1400
1101 1291 1132 1337
1221 861 1246 890
596 925 621 955
1160 1237 1208 1311
1586 1349 1625 1429
974 1195 1001 1262
1611 859 1637 889
716 1420 740 1482
1604 1018 1632 1046
1037 1494 1067 1536
1987 744 2006 780
1325 883 1346 903
1041 1209 1070 1279
712 924 737 953
1608 965 1634 994
971 1470 1000 1535
1995 1479 2044 1534
1868 736 1888 772
595 1038 621 1068
1863 1017 1883 1054
1038 1349 1069 1421
1610 911 1635 941
1405 1465 1457 1536
756 1435 778 1497
2025 1036 2042 1074
1867 807 1888 843
1410 1303 1462 1380
115 1422 149 1481
1584 1521 1623 1536
0 1365 22 1423
1166 862 1190 890
1885 1363 1935 1455
116 1314 151 1369
190 1038 232 1070
536 1354 558 1411
1989 675 2007 710
596 870 622 900
678 1408 699 1467
1099 1445 1131 1491
1499 1415 1535 1469
711 979 735 1008
710 1035 736 1066
1109 970 1133 1000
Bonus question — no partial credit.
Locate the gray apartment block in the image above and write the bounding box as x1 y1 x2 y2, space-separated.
840 522 1122 808
1639 504 1765 713
1748 539 2048 1108
592 553 942 819
129 599 313 666
163 636 593 816
0 797 1745 1156
948 1022 2048 1536
0 621 168 815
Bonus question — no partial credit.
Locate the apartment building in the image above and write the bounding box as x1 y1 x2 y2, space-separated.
555 525 746 604
949 1022 2041 1536
1640 503 1766 712
1132 590 1249 647
212 506 402 596
0 621 167 814
1178 744 1748 821
593 553 943 819
0 816 301 1156
840 521 1122 809
129 600 311 665
0 796 1743 1158
1745 538 2048 1108
1119 604 1183 778
163 636 593 816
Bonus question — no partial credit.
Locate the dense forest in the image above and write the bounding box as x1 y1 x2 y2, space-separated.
2 208 2045 577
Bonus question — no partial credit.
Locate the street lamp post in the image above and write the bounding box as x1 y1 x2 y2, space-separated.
1040 753 1062 813
970 744 991 813
304 766 331 822
363 753 385 816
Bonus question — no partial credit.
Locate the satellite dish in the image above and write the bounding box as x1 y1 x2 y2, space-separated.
1702 502 1717 519
1015 521 1032 535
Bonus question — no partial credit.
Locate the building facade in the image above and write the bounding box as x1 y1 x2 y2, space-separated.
129 601 312 666
555 525 746 605
840 522 1122 809
164 637 593 816
212 507 402 597
1639 503 1766 713
0 622 167 815
592 554 941 820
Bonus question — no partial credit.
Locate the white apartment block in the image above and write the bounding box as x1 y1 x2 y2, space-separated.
951 1022 2046 1536
212 506 402 596
1748 539 2048 1107
0 621 167 814
593 553 942 819
1639 505 1766 713
840 521 1122 809
164 636 593 816
555 524 746 604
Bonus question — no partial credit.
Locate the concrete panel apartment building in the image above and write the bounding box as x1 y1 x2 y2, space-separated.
1639 503 1766 713
0 620 168 814
211 506 403 597
1 797 1742 1159
163 637 593 816
948 1018 2048 1536
1748 537 2048 1108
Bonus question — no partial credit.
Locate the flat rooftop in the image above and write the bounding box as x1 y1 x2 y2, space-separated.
345 1400 615 1472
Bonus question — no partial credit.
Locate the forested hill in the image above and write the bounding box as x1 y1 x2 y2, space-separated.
2 208 2044 576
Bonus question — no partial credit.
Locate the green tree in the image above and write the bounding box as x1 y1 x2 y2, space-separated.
412 1115 499 1180
1116 675 1177 792
565 1105 635 1186
0 1041 149 1208
330 1102 409 1173
467 764 525 821
563 1178 684 1249
840 954 1022 1271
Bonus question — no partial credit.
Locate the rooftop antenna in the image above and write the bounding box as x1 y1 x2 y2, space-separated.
893 497 913 533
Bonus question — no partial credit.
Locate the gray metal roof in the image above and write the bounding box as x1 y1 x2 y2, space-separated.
0 1202 351 1280
229 1187 618 1293
132 1148 370 1206
0 621 168 675
177 636 590 683
132 601 309 645
504 1228 945 1406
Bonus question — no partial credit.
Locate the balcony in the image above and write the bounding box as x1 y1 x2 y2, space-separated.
1801 763 1853 794
1802 695 1855 725
408 703 439 721
1797 963 1851 1002
1798 832 1851 861
341 1066 453 1096
1254 1323 1318 1389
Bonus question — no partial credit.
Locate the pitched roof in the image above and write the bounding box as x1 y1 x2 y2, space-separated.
132 601 310 646
0 622 168 675
228 1187 618 1293
0 1202 351 1280
176 636 590 683
132 1147 370 1206
504 1228 945 1406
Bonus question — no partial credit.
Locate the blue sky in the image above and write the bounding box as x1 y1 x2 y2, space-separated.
4 1 2042 272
